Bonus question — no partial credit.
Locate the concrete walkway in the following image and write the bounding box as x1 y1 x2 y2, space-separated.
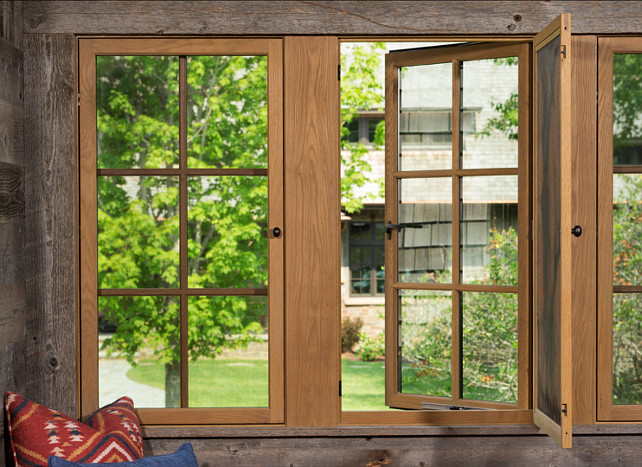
99 359 165 408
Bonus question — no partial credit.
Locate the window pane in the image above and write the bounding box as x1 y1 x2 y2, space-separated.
613 293 642 405
461 58 519 169
375 246 385 294
98 176 179 289
350 246 372 295
97 56 178 169
188 296 268 407
99 296 180 408
399 289 451 397
187 56 268 169
462 292 518 403
613 174 642 286
613 54 642 166
398 178 452 283
399 63 452 170
349 222 372 241
461 176 518 285
187 176 268 288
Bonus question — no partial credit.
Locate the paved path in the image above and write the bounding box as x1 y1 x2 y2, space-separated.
99 359 165 408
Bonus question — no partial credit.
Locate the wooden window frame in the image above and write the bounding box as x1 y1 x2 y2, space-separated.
597 36 642 422
78 37 284 425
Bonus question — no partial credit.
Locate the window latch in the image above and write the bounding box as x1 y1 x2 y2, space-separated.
385 222 423 240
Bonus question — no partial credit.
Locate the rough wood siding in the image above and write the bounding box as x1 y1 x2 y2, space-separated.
0 16 24 465
22 33 77 418
2 0 22 49
22 1 642 36
143 432 642 466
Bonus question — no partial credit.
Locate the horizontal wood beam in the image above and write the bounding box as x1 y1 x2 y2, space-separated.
22 1 642 36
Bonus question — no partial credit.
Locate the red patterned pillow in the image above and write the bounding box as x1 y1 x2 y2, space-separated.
4 392 143 466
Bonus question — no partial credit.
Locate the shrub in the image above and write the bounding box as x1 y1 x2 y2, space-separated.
341 317 364 353
356 332 385 361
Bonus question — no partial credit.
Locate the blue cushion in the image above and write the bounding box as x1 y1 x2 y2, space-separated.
48 442 197 466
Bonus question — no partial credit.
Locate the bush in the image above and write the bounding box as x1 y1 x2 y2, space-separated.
356 332 385 361
341 317 363 353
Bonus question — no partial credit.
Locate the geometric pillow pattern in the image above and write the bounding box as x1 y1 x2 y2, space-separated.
4 392 143 467
47 443 198 467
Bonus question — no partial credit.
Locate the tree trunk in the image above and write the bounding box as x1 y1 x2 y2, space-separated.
165 359 181 408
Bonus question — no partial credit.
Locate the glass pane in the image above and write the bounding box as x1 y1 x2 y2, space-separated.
399 63 452 170
349 222 372 241
398 178 452 283
375 246 385 294
98 176 179 289
350 246 372 295
97 56 178 169
399 289 451 397
461 176 518 285
613 174 642 286
613 54 642 166
535 35 562 426
462 58 519 168
462 292 518 403
188 296 268 407
187 56 268 168
187 176 268 288
613 293 642 405
99 296 180 408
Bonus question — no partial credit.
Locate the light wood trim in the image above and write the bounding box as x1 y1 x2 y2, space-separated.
532 14 573 448
516 42 532 410
83 38 273 56
571 35 597 425
97 168 268 176
613 165 642 174
613 285 642 293
98 288 268 296
451 59 462 402
267 38 285 424
137 408 273 425
284 36 340 426
386 391 516 411
179 55 189 408
78 39 99 420
342 409 532 426
597 36 642 422
393 168 519 179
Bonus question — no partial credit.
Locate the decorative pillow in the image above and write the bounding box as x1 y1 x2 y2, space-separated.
47 443 198 467
4 392 143 467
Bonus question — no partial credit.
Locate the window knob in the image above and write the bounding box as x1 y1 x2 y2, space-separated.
272 227 281 238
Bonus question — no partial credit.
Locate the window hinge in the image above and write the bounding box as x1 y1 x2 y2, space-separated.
77 93 80 107
561 45 567 58
338 64 341 81
562 403 568 416
339 380 342 397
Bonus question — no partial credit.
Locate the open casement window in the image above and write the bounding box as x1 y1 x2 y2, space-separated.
384 42 531 411
532 15 573 447
597 37 642 422
78 38 284 425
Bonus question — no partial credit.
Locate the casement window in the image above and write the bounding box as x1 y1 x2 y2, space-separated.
78 15 580 448
597 37 642 422
79 38 284 425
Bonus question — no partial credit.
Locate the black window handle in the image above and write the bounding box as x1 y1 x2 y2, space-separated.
272 227 281 238
385 222 423 240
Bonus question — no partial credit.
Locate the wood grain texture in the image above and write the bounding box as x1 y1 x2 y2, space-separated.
0 38 23 107
284 36 340 426
141 433 642 466
0 160 23 219
20 1 642 35
571 35 597 425
2 0 22 49
23 33 77 417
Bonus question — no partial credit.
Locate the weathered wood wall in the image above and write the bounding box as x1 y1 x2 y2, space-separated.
0 1 24 464
4 0 642 465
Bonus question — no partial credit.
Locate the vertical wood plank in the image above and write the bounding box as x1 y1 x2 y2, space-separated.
2 0 23 50
451 59 462 402
284 36 340 426
23 33 77 417
571 35 597 425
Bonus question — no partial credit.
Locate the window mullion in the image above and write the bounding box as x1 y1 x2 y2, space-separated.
179 55 189 408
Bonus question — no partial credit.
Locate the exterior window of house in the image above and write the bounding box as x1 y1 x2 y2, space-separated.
349 220 385 296
347 113 384 144
79 38 284 424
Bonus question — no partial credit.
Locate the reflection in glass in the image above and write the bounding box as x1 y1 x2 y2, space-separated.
613 293 642 404
462 58 519 169
98 296 180 408
398 178 452 283
399 290 451 397
461 176 518 285
97 56 179 169
187 56 268 169
98 176 179 289
399 63 452 170
188 176 268 289
188 296 268 407
613 175 642 286
462 292 518 403
613 54 642 166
